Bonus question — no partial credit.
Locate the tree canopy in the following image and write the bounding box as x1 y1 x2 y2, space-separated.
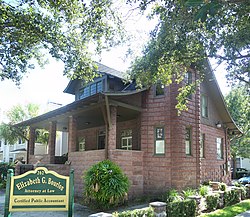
0 0 124 84
128 0 249 92
0 103 45 144
225 85 250 159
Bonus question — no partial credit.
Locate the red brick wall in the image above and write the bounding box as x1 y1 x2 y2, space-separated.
109 150 144 198
69 150 106 197
141 79 201 195
200 124 231 183
169 81 201 190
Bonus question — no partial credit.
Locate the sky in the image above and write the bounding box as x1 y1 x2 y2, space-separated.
0 2 231 116
0 52 230 116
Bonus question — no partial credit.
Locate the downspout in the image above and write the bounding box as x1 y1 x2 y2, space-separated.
195 72 201 188
224 127 229 177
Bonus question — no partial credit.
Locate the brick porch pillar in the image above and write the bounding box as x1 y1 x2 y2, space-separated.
68 116 77 152
48 121 57 163
29 127 36 156
108 106 117 158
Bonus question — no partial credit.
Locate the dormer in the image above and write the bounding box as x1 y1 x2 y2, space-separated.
64 63 132 101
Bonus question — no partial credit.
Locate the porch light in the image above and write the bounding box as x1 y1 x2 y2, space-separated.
85 122 90 125
216 122 222 128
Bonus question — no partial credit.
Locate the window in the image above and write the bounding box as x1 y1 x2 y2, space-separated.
120 129 132 150
155 83 164 96
184 71 192 84
155 127 165 155
184 71 192 99
97 81 103 93
78 137 85 151
18 138 22 144
80 80 103 99
185 128 192 155
200 133 205 158
80 86 90 99
216 138 223 159
90 83 97 95
201 95 208 118
98 130 105 149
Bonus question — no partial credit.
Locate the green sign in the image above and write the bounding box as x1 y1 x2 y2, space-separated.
4 167 74 217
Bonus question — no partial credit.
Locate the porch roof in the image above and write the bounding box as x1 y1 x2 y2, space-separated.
14 90 145 131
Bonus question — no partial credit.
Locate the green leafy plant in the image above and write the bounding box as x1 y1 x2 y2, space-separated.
162 189 182 203
219 182 227 191
166 199 196 217
239 186 247 200
83 160 129 209
113 207 154 217
206 193 219 211
224 189 241 206
182 188 197 199
199 185 210 197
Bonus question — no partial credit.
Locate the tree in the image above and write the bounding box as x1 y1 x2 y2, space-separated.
127 0 249 110
224 85 250 178
0 0 124 85
0 103 40 144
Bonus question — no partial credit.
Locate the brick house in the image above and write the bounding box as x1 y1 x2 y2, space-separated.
16 62 239 198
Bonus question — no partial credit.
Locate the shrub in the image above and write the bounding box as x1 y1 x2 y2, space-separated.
219 182 227 191
0 162 15 182
166 199 196 217
162 189 182 203
199 185 209 197
113 207 154 217
83 160 129 209
239 186 247 199
206 193 219 211
182 188 197 199
224 189 241 206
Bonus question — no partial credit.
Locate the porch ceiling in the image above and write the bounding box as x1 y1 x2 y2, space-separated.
15 93 142 131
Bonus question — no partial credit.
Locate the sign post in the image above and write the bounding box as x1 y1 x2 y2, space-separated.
4 167 74 216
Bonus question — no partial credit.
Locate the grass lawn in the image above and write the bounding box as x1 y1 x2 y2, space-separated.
200 199 250 217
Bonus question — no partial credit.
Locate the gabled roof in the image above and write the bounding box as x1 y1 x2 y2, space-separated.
204 59 241 134
64 62 124 95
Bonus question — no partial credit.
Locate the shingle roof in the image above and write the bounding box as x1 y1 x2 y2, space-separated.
96 62 124 78
64 62 125 94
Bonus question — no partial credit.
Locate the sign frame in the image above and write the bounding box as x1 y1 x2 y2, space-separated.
4 167 74 217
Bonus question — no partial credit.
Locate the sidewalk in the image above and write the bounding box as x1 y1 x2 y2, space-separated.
235 210 250 217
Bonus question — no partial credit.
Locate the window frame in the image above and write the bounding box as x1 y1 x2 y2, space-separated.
97 129 106 150
201 94 208 118
184 71 192 100
216 138 223 159
154 83 165 97
79 79 104 100
185 127 192 156
154 127 165 155
200 133 205 158
78 137 86 152
120 129 132 150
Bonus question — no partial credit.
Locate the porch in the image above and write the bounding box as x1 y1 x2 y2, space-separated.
15 92 145 197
